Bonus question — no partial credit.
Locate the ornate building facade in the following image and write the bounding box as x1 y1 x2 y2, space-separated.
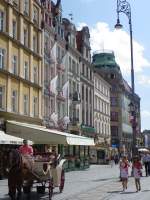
0 0 43 125
93 72 111 163
92 50 141 154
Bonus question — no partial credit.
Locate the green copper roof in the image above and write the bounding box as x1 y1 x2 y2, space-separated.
92 51 119 69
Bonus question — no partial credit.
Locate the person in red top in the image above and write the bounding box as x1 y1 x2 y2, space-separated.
19 139 33 156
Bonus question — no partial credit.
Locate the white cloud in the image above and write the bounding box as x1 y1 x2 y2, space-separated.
141 110 150 118
78 21 150 76
77 22 87 31
137 74 150 85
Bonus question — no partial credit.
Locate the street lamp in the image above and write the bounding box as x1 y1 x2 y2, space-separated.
115 0 137 155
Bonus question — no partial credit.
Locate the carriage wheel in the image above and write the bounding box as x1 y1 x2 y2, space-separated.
59 169 65 193
48 178 53 200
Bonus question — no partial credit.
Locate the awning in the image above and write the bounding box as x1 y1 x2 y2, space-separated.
6 120 95 146
0 130 32 145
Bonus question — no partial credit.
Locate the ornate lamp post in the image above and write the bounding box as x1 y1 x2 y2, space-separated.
115 0 137 155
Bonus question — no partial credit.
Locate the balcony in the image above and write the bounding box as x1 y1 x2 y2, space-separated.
57 87 65 101
70 117 79 125
57 58 65 71
69 92 81 103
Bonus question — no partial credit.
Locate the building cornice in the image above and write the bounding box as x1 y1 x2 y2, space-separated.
0 69 42 90
0 31 43 60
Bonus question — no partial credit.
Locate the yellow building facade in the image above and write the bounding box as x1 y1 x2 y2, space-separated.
0 0 43 124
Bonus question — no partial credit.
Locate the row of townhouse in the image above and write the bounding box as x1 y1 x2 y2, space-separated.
0 0 111 164
42 0 111 161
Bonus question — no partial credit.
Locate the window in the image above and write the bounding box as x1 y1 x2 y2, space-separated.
82 64 85 75
61 29 64 39
12 20 17 39
11 90 18 112
33 66 38 84
24 28 28 46
33 6 38 23
44 97 49 117
33 35 37 52
0 86 5 110
23 94 28 115
62 104 65 117
72 37 75 48
50 99 54 113
111 97 118 106
86 66 88 77
57 46 61 60
24 0 29 15
13 0 18 7
77 63 79 75
24 61 29 80
111 112 118 121
110 73 115 79
12 55 17 75
82 85 84 100
72 60 75 74
57 102 61 118
111 84 117 92
86 48 88 58
111 126 118 137
33 96 38 117
69 57 72 71
0 11 4 31
0 48 5 69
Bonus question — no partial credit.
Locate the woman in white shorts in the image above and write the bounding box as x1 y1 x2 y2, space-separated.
120 156 130 191
133 156 142 192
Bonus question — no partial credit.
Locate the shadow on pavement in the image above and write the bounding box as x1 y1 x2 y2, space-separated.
142 189 150 192
121 191 137 194
107 190 121 194
1 192 50 200
93 177 117 182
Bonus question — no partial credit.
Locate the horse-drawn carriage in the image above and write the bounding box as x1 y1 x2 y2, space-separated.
8 150 66 200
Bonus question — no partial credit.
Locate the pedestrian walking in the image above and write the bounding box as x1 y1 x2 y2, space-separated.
119 156 130 191
114 154 119 165
147 153 150 175
142 153 149 176
110 155 115 168
132 156 142 192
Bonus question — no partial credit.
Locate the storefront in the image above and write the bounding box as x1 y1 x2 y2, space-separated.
5 120 95 171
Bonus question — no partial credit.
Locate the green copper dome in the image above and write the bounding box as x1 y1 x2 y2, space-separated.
92 51 120 70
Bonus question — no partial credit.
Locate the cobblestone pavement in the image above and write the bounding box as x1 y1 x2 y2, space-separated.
1 165 150 200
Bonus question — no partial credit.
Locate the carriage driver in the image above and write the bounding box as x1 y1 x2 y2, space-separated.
19 139 33 156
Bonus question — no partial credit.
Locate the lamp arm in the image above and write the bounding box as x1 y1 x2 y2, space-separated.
117 0 131 21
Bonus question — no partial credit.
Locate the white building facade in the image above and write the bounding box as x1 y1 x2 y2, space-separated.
92 72 111 163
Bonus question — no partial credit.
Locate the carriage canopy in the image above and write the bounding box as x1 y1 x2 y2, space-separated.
6 120 95 146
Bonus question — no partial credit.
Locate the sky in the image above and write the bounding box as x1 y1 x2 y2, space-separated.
60 0 150 131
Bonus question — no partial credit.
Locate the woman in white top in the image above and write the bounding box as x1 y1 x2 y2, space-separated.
120 156 130 191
